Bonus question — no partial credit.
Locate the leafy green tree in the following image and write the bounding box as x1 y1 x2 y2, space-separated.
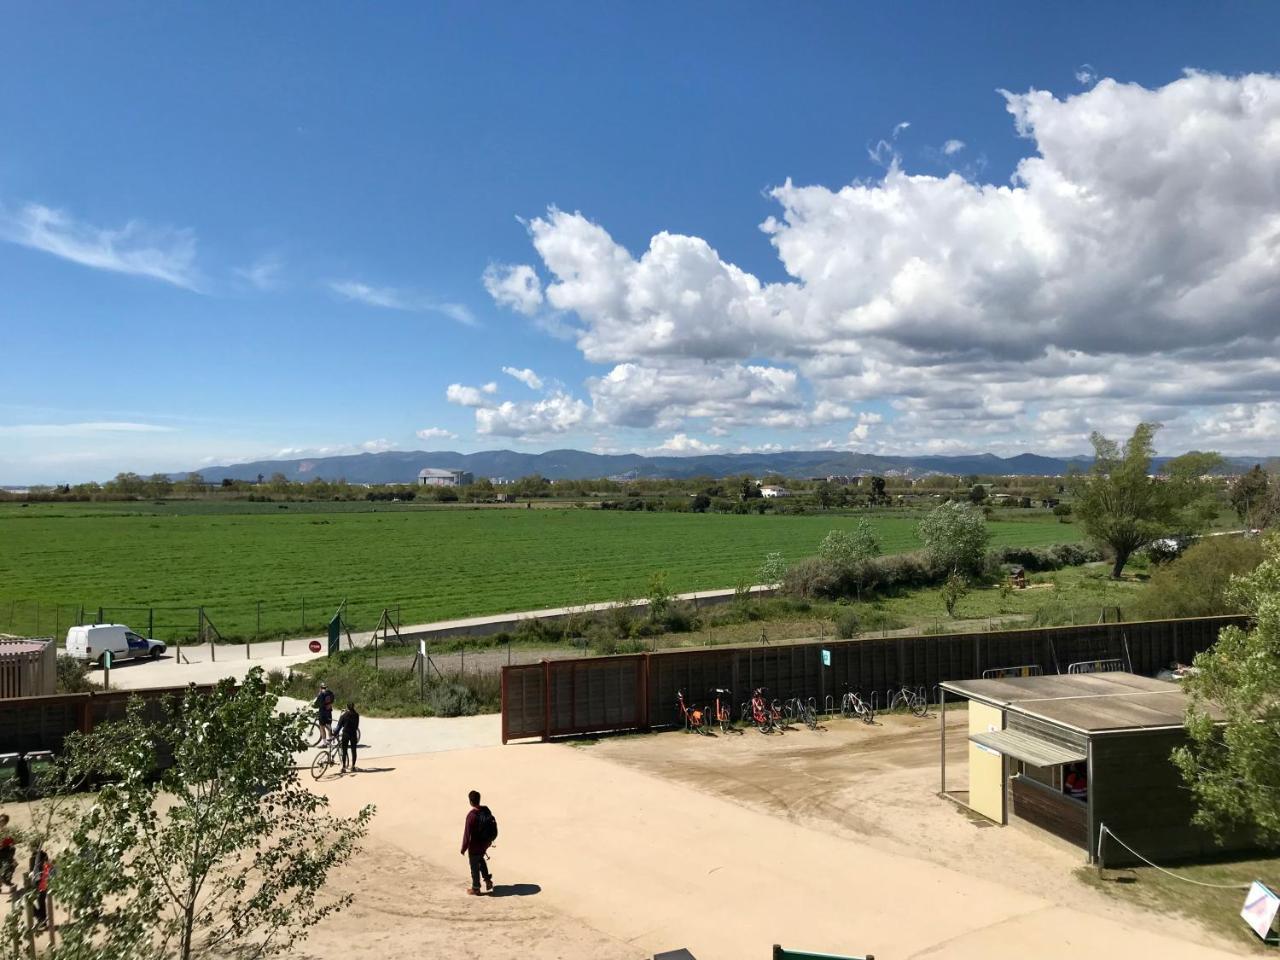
917 501 990 577
758 551 788 585
1230 465 1271 525
1073 423 1220 579
1173 532 1280 843
2 670 374 960
819 522 882 572
739 476 762 500
147 473 174 497
968 484 987 505
814 480 835 509
869 476 887 504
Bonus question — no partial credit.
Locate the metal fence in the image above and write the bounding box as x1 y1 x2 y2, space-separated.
500 614 1249 742
0 598 402 645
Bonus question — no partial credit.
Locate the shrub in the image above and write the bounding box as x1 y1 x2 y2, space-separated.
55 654 96 693
1053 503 1073 518
1133 536 1265 620
834 608 859 639
424 681 481 717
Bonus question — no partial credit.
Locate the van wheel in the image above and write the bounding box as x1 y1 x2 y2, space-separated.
150 647 163 660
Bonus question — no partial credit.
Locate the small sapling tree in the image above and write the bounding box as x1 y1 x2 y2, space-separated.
3 668 373 960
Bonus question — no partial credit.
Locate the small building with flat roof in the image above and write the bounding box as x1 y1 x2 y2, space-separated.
938 672 1252 867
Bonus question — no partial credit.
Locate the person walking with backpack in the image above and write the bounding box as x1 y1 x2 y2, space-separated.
460 789 497 895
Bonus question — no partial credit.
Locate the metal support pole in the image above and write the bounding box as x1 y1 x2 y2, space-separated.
939 687 946 794
301 598 306 633
148 607 154 639
256 600 261 639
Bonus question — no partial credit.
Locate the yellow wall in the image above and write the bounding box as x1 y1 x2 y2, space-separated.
968 702 1006 823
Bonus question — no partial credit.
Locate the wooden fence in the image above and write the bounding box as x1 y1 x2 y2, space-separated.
0 639 56 699
0 684 220 756
501 615 1249 743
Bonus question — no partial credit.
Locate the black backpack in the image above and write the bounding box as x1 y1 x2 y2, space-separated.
474 805 499 845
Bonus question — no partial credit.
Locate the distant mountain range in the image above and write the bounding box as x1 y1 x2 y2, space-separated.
181 448 1268 484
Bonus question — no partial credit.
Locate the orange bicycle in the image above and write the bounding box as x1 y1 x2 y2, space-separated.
709 687 742 734
677 690 709 735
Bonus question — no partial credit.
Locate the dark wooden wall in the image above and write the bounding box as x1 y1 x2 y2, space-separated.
1090 730 1258 866
502 615 1248 742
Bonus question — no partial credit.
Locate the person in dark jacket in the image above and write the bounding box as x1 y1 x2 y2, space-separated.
29 848 51 929
313 684 335 743
460 789 494 895
334 703 360 773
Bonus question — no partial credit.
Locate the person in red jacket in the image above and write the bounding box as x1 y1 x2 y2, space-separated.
460 789 495 896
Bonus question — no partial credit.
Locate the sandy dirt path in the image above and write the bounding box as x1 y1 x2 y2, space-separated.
309 733 1243 960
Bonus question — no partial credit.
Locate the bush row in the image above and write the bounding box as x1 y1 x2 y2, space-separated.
782 542 1103 601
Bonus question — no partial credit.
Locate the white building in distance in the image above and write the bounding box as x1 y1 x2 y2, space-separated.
760 485 791 498
417 468 474 487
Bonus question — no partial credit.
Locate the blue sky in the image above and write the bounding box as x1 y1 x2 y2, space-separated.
3 2 1280 482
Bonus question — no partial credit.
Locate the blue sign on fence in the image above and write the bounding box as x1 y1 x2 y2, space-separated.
821 649 831 667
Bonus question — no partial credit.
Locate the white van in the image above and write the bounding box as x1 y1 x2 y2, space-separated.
65 624 166 666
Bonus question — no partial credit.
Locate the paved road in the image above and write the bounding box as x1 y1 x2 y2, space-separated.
99 585 776 691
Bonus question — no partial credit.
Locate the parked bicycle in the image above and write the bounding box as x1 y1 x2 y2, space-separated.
677 690 709 735
889 686 929 718
747 688 780 734
839 688 876 724
310 737 342 780
783 696 820 731
709 688 741 734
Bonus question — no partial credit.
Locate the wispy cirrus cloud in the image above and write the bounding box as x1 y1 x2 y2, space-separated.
234 255 284 291
327 279 478 326
0 421 178 437
0 202 201 290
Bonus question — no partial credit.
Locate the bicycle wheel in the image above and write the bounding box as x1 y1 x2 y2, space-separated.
911 694 929 718
310 749 333 781
308 720 324 748
804 706 819 730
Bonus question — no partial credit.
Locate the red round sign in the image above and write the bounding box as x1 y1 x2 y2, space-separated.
308 640 322 653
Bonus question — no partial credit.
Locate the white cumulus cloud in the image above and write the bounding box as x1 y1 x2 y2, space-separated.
483 264 544 315
653 433 722 455
475 392 589 438
488 71 1280 455
415 427 458 441
942 139 966 155
502 366 544 390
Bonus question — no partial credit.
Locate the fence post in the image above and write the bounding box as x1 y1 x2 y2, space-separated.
35 603 40 635
301 598 306 633
97 606 103 624
256 601 261 640
148 608 154 639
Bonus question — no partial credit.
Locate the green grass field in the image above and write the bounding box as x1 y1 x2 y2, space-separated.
0 500 1082 641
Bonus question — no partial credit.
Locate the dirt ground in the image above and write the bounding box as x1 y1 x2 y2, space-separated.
295 712 1245 960
3 711 1251 960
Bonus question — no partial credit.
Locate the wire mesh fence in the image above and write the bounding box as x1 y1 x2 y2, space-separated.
0 598 402 644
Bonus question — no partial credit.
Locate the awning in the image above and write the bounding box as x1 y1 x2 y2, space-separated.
969 729 1085 767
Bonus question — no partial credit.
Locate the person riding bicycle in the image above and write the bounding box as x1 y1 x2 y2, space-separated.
334 702 360 773
313 682 335 742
